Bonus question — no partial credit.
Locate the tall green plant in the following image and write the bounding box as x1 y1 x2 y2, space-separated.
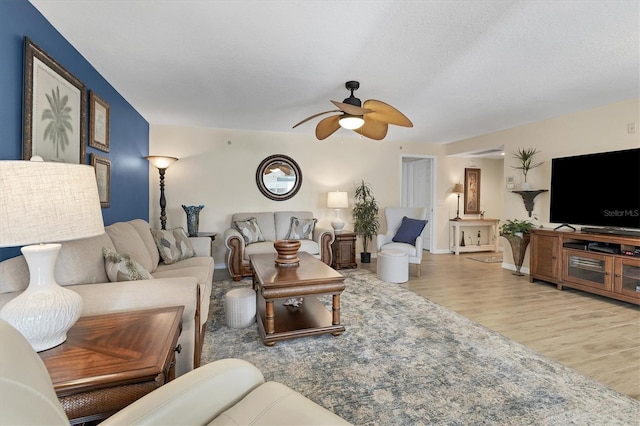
511 147 543 182
352 180 379 254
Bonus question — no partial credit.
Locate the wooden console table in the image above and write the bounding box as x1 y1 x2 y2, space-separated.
449 218 500 255
39 306 183 424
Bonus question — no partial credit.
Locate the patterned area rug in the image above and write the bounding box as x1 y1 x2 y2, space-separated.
202 269 639 425
467 255 504 263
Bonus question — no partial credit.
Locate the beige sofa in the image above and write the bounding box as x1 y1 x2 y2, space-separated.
224 211 334 281
0 219 214 377
1 319 351 425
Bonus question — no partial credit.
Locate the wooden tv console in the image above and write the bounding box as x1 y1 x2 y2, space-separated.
529 228 640 305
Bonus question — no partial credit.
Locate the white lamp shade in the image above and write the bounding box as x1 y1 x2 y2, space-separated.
146 155 178 169
327 191 349 209
0 161 105 247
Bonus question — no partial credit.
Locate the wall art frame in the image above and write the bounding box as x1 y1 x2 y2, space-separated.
464 167 481 215
91 154 111 208
22 36 87 163
89 91 110 152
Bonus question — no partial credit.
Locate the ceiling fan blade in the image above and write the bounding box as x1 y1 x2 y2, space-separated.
363 99 413 127
292 109 340 128
354 116 388 140
330 100 372 116
315 115 341 140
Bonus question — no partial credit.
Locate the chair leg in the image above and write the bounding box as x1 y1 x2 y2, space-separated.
415 263 421 277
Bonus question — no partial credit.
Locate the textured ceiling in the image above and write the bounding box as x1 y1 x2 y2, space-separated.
29 0 639 144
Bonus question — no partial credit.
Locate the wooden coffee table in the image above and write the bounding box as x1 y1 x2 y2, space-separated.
39 306 183 424
250 252 346 346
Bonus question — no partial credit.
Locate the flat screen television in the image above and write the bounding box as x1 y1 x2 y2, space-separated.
549 148 640 235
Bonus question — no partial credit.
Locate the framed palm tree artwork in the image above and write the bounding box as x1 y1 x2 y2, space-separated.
22 37 87 164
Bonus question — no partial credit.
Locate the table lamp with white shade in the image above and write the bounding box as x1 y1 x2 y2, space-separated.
0 159 104 351
327 191 349 232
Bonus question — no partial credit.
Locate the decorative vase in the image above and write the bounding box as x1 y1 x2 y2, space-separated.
460 231 466 247
182 205 204 237
520 181 531 190
502 233 531 276
274 239 301 266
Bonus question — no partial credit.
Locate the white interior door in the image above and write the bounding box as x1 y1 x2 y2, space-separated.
401 156 436 252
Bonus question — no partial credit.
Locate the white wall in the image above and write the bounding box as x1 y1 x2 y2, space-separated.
149 126 504 266
447 97 640 270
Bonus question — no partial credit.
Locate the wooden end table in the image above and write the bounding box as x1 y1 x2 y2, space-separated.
39 306 183 424
250 252 346 346
331 231 357 269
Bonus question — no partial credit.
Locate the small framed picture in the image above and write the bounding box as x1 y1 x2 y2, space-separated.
91 154 111 208
89 91 110 152
464 168 481 215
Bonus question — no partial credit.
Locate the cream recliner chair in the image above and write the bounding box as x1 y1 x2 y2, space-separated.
376 207 428 277
0 319 350 425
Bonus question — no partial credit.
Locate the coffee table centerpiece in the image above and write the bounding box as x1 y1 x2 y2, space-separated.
274 239 301 266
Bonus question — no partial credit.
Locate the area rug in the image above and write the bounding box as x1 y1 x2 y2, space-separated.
202 269 639 425
467 255 504 263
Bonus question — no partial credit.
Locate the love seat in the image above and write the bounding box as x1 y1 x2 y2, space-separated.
224 211 334 281
0 318 351 425
0 219 214 377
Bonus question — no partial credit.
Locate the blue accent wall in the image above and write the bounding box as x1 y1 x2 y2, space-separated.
0 0 150 261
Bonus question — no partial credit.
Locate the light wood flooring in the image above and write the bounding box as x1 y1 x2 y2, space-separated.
359 252 640 401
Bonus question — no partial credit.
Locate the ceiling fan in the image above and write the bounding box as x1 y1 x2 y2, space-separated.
292 81 413 140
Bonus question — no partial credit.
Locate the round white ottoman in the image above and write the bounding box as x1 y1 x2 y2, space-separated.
225 287 256 328
377 249 409 283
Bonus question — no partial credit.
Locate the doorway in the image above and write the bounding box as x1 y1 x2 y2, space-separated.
400 155 437 252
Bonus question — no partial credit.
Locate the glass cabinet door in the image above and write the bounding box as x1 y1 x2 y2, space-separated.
614 258 640 300
563 250 613 291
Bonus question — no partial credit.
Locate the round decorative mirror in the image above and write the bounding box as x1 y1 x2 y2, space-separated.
256 154 302 201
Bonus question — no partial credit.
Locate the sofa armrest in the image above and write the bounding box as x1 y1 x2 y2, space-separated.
69 277 199 376
224 228 246 281
189 236 213 257
314 226 334 266
102 359 265 426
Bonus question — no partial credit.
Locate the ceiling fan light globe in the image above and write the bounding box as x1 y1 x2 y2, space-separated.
339 115 364 130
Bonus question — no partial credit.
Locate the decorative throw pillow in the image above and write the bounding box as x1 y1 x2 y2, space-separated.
151 227 196 265
285 217 317 240
103 247 154 282
392 216 428 246
234 218 266 244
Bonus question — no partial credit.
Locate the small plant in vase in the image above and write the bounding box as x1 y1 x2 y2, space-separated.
352 180 379 263
511 148 543 190
500 219 534 276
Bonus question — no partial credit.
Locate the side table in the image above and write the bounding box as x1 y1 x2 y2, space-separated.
332 231 357 269
39 306 183 425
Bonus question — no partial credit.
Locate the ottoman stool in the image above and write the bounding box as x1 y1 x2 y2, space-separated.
377 249 409 283
225 287 256 328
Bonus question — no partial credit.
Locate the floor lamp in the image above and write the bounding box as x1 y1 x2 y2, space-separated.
0 159 104 351
452 183 464 221
146 156 178 230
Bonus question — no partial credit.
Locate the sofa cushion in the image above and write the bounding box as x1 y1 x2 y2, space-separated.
392 216 427 246
152 228 196 265
128 219 160 268
274 211 314 240
233 218 266 244
285 217 317 240
55 233 115 286
232 212 277 242
106 221 155 273
153 256 214 286
103 247 154 282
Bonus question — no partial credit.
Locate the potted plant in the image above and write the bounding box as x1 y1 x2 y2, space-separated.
352 180 379 263
499 219 534 276
511 148 543 190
